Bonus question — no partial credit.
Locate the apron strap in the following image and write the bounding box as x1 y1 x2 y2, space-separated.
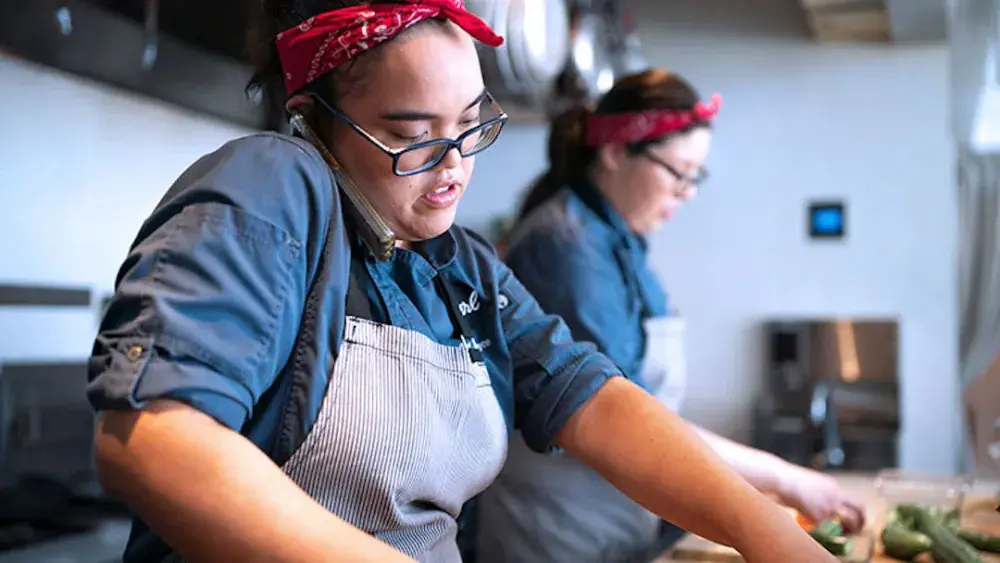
271 192 378 464
269 195 345 464
346 253 376 320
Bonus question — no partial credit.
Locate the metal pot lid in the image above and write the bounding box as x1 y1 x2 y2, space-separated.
491 0 524 97
568 11 616 99
606 1 647 78
472 0 520 100
506 0 570 87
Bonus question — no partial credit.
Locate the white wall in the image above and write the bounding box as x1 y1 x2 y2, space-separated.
470 0 958 472
0 0 958 472
0 52 252 361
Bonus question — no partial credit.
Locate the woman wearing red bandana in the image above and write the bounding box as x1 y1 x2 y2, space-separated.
477 69 866 562
88 2 840 562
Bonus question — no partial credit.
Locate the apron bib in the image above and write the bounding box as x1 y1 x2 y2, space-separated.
162 263 508 563
639 316 687 412
283 313 508 561
477 315 687 563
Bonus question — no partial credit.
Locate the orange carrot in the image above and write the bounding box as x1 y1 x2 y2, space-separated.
796 512 816 531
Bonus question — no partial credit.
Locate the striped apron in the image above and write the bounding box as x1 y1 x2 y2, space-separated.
163 269 508 563
282 266 509 561
476 315 687 563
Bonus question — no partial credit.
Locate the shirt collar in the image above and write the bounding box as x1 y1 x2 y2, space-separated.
357 228 459 287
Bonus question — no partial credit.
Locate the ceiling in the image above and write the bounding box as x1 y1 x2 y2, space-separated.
799 0 947 43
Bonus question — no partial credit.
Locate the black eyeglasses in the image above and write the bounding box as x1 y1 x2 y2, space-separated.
642 151 709 191
310 92 508 177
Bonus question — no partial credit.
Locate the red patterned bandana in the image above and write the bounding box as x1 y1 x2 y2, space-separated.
584 94 723 147
275 0 503 95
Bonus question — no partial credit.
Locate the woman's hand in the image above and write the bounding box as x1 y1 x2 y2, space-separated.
776 464 867 533
688 425 867 534
556 378 839 563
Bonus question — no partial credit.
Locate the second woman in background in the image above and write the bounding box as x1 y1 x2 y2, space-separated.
475 69 866 563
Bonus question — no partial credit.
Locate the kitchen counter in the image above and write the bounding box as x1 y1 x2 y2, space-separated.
656 473 1000 562
0 519 129 563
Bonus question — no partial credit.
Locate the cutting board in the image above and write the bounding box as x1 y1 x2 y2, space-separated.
656 478 1000 563
662 533 874 562
948 497 1000 563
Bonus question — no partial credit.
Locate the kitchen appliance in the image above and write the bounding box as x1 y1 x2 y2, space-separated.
0 362 131 553
752 319 901 471
0 284 129 553
1 362 97 487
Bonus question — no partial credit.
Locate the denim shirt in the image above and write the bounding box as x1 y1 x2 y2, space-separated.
86 133 620 563
503 180 668 387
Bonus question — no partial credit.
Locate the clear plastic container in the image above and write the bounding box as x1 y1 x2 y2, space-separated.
874 469 973 514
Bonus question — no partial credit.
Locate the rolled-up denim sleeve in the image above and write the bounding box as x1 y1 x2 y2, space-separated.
496 262 622 453
86 134 335 431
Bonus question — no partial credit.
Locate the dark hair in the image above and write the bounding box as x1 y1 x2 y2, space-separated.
516 69 710 221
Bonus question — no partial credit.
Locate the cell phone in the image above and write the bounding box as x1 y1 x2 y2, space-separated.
289 112 396 261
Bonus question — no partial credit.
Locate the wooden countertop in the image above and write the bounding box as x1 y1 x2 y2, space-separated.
657 473 1000 562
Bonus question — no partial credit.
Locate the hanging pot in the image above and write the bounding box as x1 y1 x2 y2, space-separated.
607 0 647 76
558 6 616 102
505 0 571 103
468 0 515 100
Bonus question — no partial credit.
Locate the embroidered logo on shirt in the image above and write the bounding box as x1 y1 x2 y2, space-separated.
462 334 487 351
459 290 480 316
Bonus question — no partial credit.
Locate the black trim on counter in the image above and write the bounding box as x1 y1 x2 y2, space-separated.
0 285 92 307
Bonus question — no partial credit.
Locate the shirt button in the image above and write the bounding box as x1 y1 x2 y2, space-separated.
126 345 144 362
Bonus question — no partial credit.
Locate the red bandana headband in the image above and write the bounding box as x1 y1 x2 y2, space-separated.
275 0 503 95
584 94 723 147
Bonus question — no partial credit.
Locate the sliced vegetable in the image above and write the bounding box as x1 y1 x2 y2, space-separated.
956 529 1000 554
809 529 854 556
944 510 960 530
928 506 961 530
896 504 982 563
815 519 844 537
796 512 817 531
881 521 933 561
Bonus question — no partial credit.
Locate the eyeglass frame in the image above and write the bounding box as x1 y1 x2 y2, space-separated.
308 91 509 177
640 151 710 193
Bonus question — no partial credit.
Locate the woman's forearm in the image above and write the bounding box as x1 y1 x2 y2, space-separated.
95 400 413 563
690 425 789 496
556 378 835 562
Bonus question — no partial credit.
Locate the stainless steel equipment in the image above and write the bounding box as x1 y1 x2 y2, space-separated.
752 319 901 471
545 0 650 115
604 0 647 78
0 285 129 553
471 0 649 117
470 0 571 109
561 6 616 100
1 362 98 488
